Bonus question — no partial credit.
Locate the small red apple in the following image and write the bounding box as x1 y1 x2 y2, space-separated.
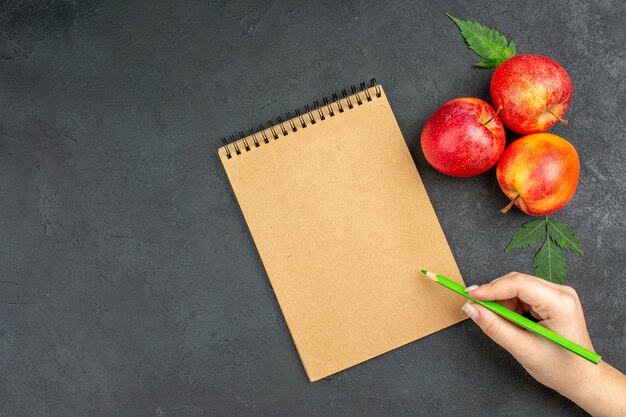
490 54 572 134
497 133 579 216
420 98 506 177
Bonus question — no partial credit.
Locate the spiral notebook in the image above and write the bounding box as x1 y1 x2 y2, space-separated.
218 80 466 382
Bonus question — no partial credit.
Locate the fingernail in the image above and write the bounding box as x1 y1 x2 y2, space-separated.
464 285 479 292
462 301 478 321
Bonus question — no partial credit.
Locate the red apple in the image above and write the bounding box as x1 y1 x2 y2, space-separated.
490 54 572 134
497 133 579 216
420 98 506 177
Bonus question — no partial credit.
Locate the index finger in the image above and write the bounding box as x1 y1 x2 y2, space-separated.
467 273 564 317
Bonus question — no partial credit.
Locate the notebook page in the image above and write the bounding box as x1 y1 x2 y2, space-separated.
219 85 466 381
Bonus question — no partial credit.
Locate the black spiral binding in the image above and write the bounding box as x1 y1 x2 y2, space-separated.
220 78 381 159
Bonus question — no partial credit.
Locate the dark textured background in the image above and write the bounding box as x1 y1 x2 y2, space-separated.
1 0 624 416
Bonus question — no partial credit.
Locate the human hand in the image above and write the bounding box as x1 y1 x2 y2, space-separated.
463 272 626 416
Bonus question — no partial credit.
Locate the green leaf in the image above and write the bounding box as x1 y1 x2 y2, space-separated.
474 58 502 69
546 219 583 254
505 219 547 252
446 14 516 68
532 238 566 284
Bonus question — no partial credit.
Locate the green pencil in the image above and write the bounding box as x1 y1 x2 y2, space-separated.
420 270 601 364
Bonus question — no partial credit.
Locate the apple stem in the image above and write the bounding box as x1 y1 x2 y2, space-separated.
483 105 503 126
500 195 520 214
546 108 568 125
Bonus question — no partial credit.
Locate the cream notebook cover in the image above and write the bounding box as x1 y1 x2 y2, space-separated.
218 81 466 382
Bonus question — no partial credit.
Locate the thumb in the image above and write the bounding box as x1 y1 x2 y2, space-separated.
463 301 537 360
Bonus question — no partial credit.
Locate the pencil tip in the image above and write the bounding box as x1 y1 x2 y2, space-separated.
420 270 438 281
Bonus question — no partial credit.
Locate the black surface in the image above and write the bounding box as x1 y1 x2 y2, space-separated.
1 1 624 416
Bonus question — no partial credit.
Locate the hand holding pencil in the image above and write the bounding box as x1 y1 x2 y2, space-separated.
459 272 626 416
